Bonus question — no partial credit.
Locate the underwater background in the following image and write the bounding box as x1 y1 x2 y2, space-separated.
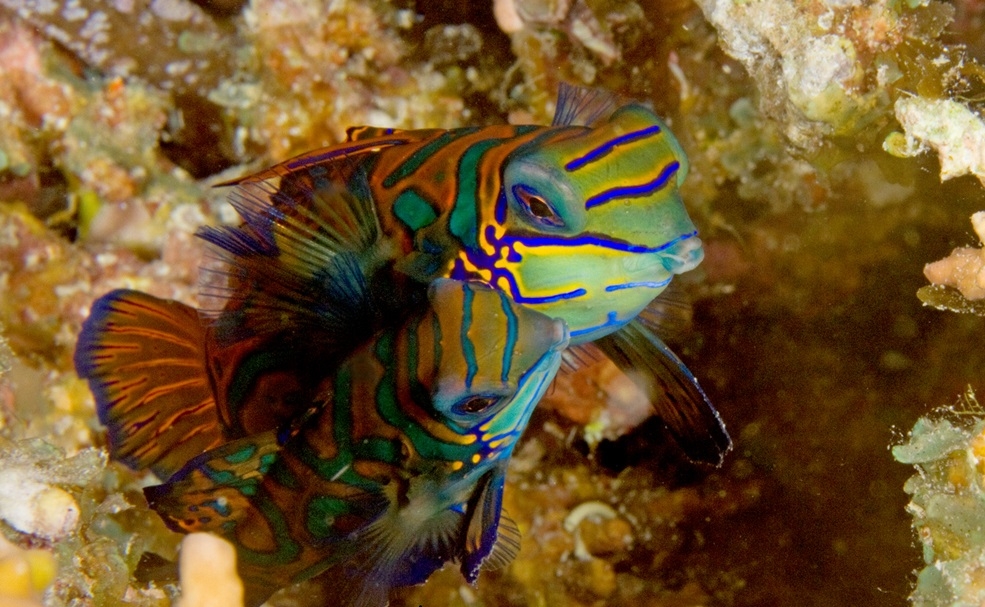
2 0 985 605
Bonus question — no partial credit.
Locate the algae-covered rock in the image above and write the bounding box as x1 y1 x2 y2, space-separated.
895 392 985 607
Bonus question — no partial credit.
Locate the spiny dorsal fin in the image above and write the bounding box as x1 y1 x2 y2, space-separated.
74 290 224 479
552 82 624 127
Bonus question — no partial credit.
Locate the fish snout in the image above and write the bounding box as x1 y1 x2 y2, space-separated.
550 318 570 352
661 234 704 274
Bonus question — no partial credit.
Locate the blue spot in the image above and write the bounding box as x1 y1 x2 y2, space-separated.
204 498 232 517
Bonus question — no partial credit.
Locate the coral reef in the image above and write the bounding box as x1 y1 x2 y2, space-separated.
0 533 54 607
1 0 985 605
888 97 985 186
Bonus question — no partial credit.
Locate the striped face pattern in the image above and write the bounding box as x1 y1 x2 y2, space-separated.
145 279 568 606
231 84 702 345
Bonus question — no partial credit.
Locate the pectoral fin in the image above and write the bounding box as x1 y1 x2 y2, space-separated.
596 319 731 466
460 464 518 584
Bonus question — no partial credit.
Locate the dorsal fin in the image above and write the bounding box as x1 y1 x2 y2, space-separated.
214 135 409 189
196 166 386 347
552 82 623 127
74 290 224 479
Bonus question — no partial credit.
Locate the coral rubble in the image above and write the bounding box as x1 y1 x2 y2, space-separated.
1 0 985 605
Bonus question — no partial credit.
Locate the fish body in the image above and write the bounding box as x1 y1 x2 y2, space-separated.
229 86 700 344
208 84 730 464
144 279 569 606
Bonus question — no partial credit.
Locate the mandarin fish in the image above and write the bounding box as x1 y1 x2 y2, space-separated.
143 278 569 607
206 83 730 464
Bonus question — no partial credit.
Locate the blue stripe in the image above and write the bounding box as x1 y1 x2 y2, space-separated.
500 228 698 255
564 125 662 172
570 311 623 338
584 161 679 209
498 291 517 383
449 256 587 305
604 278 671 292
456 224 698 305
461 284 477 389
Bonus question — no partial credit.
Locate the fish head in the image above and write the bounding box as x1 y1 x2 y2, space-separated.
427 279 567 448
469 103 702 343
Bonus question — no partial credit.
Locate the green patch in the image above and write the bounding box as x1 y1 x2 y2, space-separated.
393 190 438 231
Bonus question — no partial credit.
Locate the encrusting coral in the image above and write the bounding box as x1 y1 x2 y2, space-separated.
894 389 985 607
924 211 985 301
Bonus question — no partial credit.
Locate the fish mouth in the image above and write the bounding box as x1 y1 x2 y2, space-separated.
660 233 704 274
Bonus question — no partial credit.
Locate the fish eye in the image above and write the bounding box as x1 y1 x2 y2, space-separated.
513 184 565 228
453 395 499 416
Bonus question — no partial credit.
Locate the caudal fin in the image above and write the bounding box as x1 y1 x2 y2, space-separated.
75 290 224 479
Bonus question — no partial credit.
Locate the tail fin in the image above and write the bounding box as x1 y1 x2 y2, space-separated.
75 290 224 479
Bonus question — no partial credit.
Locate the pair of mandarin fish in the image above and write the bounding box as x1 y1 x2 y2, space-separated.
74 84 731 607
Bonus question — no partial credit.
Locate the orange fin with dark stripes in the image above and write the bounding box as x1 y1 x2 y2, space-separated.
74 290 225 479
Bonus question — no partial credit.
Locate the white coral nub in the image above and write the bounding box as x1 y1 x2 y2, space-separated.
924 211 985 300
175 533 245 607
0 470 79 541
